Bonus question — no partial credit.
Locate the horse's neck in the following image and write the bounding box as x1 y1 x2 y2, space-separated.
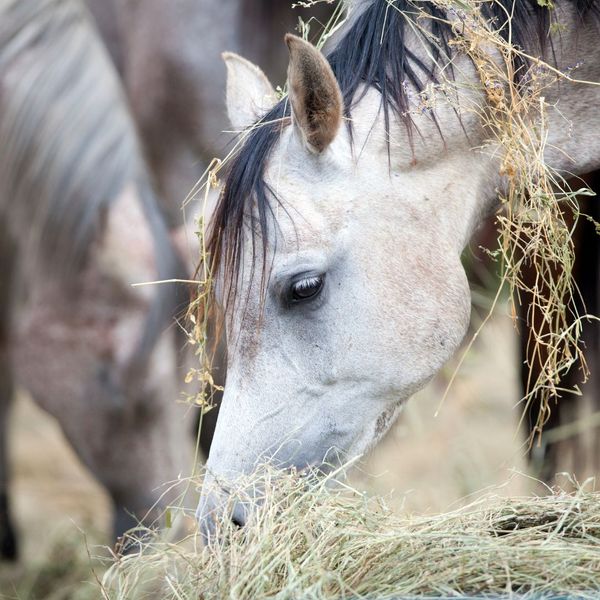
391 3 600 252
542 6 600 176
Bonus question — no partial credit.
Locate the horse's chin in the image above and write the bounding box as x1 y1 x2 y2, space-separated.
345 399 407 463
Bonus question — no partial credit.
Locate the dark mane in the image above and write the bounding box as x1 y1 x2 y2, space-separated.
208 0 599 307
0 0 187 361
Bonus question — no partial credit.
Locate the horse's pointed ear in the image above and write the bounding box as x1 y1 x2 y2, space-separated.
222 52 277 130
285 34 343 154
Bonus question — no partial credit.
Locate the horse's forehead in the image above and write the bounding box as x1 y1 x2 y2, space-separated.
265 147 356 248
274 189 348 252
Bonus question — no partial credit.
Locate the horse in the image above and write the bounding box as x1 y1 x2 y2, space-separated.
0 0 192 560
195 0 600 536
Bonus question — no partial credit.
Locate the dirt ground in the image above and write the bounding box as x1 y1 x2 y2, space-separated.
0 307 532 598
0 394 111 599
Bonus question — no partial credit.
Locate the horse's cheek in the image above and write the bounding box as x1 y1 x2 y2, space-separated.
357 249 470 396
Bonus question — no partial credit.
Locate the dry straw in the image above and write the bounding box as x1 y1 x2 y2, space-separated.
415 0 599 449
100 467 600 599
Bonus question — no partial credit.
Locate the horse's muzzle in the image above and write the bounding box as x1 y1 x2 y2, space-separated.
195 478 253 544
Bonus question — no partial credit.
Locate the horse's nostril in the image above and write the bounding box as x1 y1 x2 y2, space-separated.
231 515 245 528
231 502 248 529
197 479 255 542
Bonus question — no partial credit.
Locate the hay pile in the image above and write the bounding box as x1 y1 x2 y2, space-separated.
100 470 600 599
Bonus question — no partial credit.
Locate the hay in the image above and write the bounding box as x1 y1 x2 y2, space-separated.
414 0 599 451
100 468 600 599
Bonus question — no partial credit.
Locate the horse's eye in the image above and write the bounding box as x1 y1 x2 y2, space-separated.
289 274 325 303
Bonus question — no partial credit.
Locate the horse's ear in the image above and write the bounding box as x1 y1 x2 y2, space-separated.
222 52 277 130
285 34 343 154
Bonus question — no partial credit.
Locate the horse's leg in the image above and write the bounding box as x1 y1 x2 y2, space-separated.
0 361 17 561
0 393 16 561
0 238 17 561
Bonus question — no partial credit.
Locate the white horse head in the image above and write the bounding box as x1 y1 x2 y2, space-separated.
197 0 600 536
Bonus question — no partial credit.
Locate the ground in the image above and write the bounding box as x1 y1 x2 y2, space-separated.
0 308 531 598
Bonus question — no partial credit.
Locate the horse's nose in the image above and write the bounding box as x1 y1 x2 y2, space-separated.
195 490 219 543
195 485 252 544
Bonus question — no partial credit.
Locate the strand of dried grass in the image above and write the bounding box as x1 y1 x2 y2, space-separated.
100 469 600 599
